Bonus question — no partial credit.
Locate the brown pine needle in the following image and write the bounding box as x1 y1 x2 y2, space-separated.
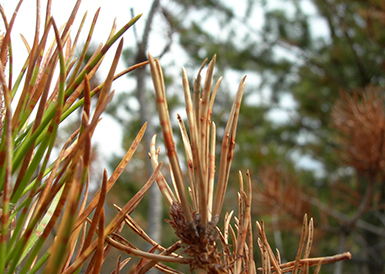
181 68 199 205
106 237 187 264
137 241 183 274
149 135 176 206
263 252 352 273
256 221 282 274
73 122 147 231
193 58 207 129
224 210 234 245
196 56 216 227
148 53 194 225
92 207 105 274
114 205 176 254
20 34 31 53
304 218 314 260
169 166 181 203
177 114 198 210
81 170 108 253
108 256 131 274
208 77 222 124
212 75 246 222
246 171 256 273
199 55 216 171
207 122 216 220
229 224 237 254
63 163 162 274
293 214 308 274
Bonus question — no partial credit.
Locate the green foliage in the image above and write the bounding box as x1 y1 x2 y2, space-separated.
0 1 149 273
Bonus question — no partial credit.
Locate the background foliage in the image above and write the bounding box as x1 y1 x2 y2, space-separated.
108 0 385 273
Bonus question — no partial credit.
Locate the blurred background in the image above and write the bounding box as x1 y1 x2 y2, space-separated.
4 0 385 273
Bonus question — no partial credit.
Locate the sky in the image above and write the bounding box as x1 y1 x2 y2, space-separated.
2 0 254 165
2 0 325 175
2 0 155 162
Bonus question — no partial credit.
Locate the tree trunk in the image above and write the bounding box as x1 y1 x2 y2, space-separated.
135 0 162 273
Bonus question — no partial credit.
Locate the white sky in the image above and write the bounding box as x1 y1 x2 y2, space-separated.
2 0 254 165
3 0 154 162
2 0 326 175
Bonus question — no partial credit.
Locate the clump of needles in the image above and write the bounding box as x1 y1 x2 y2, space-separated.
141 54 351 273
147 53 243 272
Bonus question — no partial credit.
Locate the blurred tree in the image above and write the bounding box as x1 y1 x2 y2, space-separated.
106 2 179 274
107 0 385 273
167 0 385 273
